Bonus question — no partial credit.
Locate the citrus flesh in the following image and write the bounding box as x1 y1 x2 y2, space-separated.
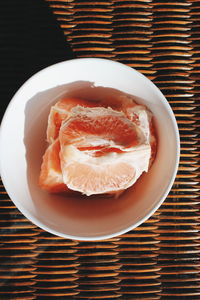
39 139 68 193
40 96 155 196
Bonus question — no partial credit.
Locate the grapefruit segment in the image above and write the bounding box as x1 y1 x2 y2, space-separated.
59 144 151 196
47 97 100 143
39 139 68 193
60 145 151 196
59 106 145 150
47 96 153 145
65 162 136 196
59 107 151 196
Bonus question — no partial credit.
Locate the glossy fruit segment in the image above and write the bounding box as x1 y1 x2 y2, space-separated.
39 139 68 193
47 95 139 144
59 107 144 150
47 97 100 144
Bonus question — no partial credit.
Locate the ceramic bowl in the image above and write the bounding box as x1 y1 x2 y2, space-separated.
0 58 180 240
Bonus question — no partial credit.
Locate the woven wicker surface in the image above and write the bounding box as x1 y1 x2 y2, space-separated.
0 0 200 299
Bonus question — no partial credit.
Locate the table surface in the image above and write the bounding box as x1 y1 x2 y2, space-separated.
1 0 200 299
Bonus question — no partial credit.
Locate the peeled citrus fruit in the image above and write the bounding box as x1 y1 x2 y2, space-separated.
39 139 68 193
47 97 100 144
47 95 142 144
59 106 151 196
40 96 156 196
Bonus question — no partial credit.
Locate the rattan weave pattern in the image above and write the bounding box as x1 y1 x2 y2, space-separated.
0 0 200 299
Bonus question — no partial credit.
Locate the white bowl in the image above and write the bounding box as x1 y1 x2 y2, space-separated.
0 58 180 241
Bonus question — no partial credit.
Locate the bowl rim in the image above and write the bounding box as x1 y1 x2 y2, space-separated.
0 57 180 241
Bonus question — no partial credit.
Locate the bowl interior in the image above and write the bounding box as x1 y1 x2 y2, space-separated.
0 59 179 240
